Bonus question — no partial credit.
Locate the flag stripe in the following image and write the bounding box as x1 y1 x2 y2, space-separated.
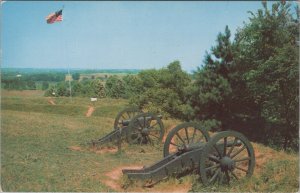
46 9 63 24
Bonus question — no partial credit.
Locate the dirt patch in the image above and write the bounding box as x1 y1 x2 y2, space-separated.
48 98 56 105
69 145 118 154
101 165 192 192
68 146 83 151
102 165 143 191
86 106 95 117
252 143 277 175
91 146 118 154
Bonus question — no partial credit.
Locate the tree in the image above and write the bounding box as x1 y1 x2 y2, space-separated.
56 82 69 96
42 81 49 90
189 26 234 131
91 79 105 98
234 2 299 149
26 80 36 90
122 75 143 99
130 61 192 119
72 73 80 81
105 76 125 98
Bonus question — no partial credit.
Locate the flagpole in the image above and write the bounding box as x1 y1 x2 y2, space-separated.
68 64 72 102
61 5 72 102
63 5 72 102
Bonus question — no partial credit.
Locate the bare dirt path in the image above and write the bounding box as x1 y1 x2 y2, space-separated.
102 165 143 191
101 165 192 192
68 146 118 154
86 106 95 117
48 98 56 105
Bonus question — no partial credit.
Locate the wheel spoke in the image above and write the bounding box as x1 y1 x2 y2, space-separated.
149 128 162 132
225 170 230 184
213 145 222 158
234 157 251 162
149 133 160 139
132 136 141 144
137 119 143 128
176 132 186 145
147 136 153 145
169 141 180 147
184 127 190 144
230 171 239 180
208 155 220 163
148 122 158 130
223 137 227 156
235 166 248 173
190 128 197 144
143 116 146 127
227 138 237 157
139 137 144 145
205 164 220 171
230 145 246 159
219 172 224 184
121 114 126 120
209 168 220 184
131 132 140 135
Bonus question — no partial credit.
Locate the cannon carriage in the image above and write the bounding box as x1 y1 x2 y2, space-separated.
123 122 255 186
87 107 255 186
89 107 164 149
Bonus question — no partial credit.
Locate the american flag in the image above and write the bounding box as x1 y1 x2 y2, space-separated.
46 9 63 24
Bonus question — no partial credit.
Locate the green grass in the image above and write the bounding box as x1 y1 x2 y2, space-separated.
1 90 299 192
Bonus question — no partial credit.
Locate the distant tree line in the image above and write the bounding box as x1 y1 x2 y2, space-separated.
1 78 37 90
44 79 106 98
1 73 65 90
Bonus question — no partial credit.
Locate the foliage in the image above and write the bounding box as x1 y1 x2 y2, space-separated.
44 79 105 98
105 75 125 98
1 77 36 90
41 81 49 90
122 75 143 99
186 2 299 149
72 73 80 81
129 61 191 119
233 2 299 149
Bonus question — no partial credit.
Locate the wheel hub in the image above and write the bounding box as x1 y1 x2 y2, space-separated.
141 128 149 136
220 156 235 171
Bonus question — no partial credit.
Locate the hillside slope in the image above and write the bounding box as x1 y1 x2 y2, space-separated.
1 90 298 192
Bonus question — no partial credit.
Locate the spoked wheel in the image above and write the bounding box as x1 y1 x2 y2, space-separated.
199 131 255 186
114 107 143 130
163 122 210 157
127 112 164 146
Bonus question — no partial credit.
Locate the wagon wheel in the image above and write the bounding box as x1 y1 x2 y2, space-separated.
114 107 143 130
127 112 164 146
163 122 210 157
199 131 255 186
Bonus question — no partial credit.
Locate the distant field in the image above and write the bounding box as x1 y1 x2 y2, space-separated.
1 90 298 192
79 73 132 81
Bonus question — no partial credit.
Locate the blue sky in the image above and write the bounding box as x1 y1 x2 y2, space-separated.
2 1 270 72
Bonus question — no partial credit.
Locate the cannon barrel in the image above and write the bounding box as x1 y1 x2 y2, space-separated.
120 115 163 127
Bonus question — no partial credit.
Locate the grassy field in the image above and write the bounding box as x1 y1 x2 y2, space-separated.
1 90 299 192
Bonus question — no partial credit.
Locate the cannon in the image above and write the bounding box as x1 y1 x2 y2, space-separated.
89 107 165 149
122 122 255 186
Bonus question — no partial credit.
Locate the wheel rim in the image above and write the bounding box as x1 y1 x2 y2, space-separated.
127 112 164 145
114 107 143 130
163 122 210 157
199 131 255 185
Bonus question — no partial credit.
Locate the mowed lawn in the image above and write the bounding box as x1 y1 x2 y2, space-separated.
1 90 299 192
